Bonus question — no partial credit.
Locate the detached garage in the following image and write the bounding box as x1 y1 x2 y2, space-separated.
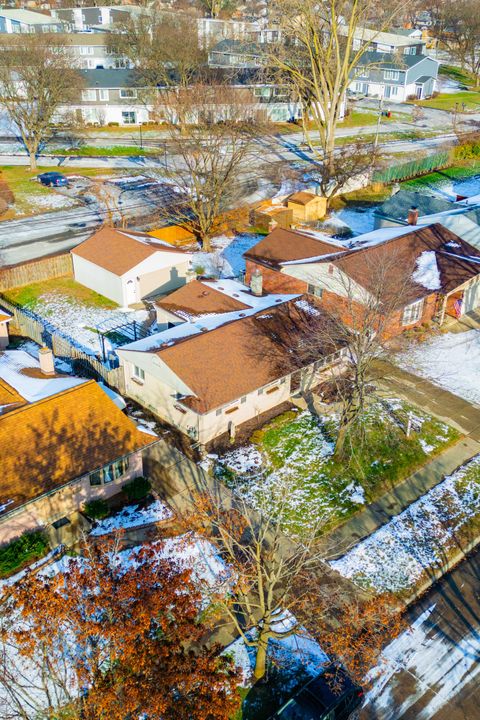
71 228 193 307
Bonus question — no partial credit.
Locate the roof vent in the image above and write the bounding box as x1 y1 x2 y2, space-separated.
233 293 239 297
161 342 169 348
238 313 246 317
275 298 282 302
201 327 208 332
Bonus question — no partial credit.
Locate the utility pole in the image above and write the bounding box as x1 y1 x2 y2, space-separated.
374 88 385 150
139 122 143 150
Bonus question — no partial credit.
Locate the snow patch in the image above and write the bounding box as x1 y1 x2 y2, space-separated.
412 250 441 290
89 500 173 536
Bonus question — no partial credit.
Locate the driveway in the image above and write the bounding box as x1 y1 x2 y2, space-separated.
360 546 480 720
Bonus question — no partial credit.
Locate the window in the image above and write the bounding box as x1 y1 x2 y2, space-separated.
402 299 424 326
121 111 136 124
82 89 97 102
391 86 399 96
99 89 109 101
114 58 129 69
241 395 247 403
258 388 264 395
307 283 323 298
79 46 94 55
119 88 137 99
52 516 71 530
216 408 222 416
132 365 145 381
384 70 400 80
89 458 129 486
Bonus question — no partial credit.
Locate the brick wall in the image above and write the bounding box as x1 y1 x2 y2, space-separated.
245 260 308 294
245 260 439 339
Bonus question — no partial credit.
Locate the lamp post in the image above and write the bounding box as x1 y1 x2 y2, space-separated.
139 122 143 150
374 87 385 150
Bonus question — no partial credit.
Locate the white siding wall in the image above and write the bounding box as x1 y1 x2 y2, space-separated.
72 255 125 305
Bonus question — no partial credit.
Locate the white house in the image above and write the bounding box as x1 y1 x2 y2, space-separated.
71 227 193 307
117 291 347 444
349 51 439 102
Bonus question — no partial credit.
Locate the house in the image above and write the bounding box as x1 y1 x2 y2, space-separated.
0 8 66 33
351 26 426 55
349 51 439 102
62 68 149 126
0 311 11 350
208 39 263 69
51 5 148 32
71 227 193 307
287 192 327 222
0 350 155 544
374 190 456 228
117 294 346 444
61 32 130 70
154 277 296 327
244 224 480 334
374 190 480 248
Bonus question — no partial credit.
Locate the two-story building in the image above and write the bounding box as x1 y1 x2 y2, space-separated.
349 50 439 101
0 8 67 34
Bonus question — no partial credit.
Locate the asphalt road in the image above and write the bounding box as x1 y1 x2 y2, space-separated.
361 548 480 720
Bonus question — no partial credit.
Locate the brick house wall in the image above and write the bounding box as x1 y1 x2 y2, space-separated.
245 260 439 338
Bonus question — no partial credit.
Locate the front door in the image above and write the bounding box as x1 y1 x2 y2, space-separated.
384 85 392 98
415 84 423 99
125 279 138 306
463 278 480 314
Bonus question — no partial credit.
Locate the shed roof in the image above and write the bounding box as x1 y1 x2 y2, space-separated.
374 190 454 222
287 191 319 206
244 227 343 268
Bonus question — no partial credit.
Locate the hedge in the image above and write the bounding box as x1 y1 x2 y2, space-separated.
0 530 49 578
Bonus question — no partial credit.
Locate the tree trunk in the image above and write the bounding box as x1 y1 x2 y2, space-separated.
253 637 268 681
29 150 37 171
201 233 212 252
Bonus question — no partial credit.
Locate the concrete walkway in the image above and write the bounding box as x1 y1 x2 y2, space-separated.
319 360 480 559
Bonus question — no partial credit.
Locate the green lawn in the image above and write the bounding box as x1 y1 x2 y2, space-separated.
414 91 480 112
401 162 480 190
4 277 117 311
216 403 460 538
55 145 160 157
439 65 477 88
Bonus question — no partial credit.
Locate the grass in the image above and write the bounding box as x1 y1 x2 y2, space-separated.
439 65 476 88
217 403 460 539
3 277 118 311
55 145 160 157
0 530 49 578
0 165 123 220
413 91 480 112
401 162 480 190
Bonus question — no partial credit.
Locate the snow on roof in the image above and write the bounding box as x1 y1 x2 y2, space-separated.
0 351 85 404
120 285 300 352
349 223 431 249
97 381 126 410
412 250 441 290
281 252 342 266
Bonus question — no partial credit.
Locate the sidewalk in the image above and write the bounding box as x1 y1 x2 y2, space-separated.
319 360 480 559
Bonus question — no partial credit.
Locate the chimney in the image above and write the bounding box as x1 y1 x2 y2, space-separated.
39 347 55 376
250 268 263 297
407 206 419 225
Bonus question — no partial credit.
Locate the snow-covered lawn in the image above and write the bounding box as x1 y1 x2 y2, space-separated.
216 405 456 538
191 232 263 278
330 455 480 593
32 294 148 356
329 204 379 236
89 499 173 536
397 330 480 405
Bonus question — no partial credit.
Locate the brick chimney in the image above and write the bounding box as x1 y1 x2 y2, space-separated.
39 347 55 376
250 268 263 297
407 206 419 225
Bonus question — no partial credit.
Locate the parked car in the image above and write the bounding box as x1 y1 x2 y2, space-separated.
37 172 68 188
271 667 363 720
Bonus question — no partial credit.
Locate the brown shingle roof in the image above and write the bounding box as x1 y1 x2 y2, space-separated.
155 297 340 413
71 227 186 276
0 381 155 515
244 227 342 268
330 224 480 304
156 280 250 318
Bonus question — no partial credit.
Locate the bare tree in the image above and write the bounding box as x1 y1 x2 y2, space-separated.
267 0 408 199
185 476 402 683
0 34 84 170
107 12 206 91
153 82 262 250
197 0 237 19
435 0 480 87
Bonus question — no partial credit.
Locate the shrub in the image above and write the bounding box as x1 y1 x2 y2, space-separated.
83 499 110 520
193 265 206 276
0 530 49 578
122 476 151 502
108 121 119 127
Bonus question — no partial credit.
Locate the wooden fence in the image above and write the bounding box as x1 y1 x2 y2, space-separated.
0 296 125 394
0 252 73 292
